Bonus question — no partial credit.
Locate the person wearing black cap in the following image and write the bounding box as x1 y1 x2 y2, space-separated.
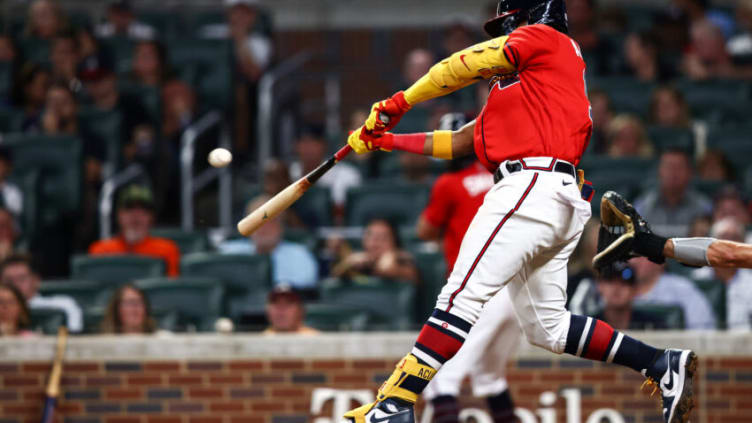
594 262 667 331
263 285 319 335
89 185 180 276
95 0 156 41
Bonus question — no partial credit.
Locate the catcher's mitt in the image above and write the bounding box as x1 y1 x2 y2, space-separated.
592 191 666 271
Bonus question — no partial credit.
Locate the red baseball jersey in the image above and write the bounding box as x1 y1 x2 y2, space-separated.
474 24 592 172
422 162 494 272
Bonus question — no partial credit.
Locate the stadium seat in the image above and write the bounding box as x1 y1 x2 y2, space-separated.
676 79 752 121
29 307 67 335
150 228 208 255
0 108 23 133
118 82 161 124
646 126 695 154
133 277 224 332
18 39 50 65
7 169 39 240
692 278 727 329
180 253 272 318
587 77 657 117
706 126 752 172
291 186 333 227
0 63 12 101
632 304 685 330
579 156 657 215
304 303 370 331
377 154 448 179
78 108 123 170
413 251 447 322
100 37 136 75
321 278 417 330
283 228 317 251
2 134 82 221
345 183 430 227
38 280 107 310
692 179 725 200
71 255 167 286
167 39 233 110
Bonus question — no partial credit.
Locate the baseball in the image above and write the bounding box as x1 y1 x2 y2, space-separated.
208 148 232 168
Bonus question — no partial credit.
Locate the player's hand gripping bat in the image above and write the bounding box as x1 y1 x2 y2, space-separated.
237 115 390 236
40 326 68 423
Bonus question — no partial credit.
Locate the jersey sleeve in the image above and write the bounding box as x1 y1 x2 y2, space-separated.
503 24 559 70
422 176 455 228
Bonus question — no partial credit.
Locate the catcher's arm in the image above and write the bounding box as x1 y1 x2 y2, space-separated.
664 238 752 269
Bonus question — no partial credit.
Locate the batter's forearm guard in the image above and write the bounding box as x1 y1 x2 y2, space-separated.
404 36 515 105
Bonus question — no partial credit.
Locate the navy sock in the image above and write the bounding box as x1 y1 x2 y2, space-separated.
432 395 460 423
486 390 517 423
564 314 662 374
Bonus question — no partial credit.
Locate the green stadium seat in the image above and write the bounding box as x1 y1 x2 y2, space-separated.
2 134 82 221
151 228 208 255
413 251 447 322
180 253 271 318
346 183 430 227
321 278 417 330
646 126 695 153
676 79 752 120
18 39 51 65
0 63 12 101
283 228 317 251
304 303 370 331
588 77 657 117
0 108 23 133
118 82 161 124
632 304 685 330
71 255 166 286
707 126 752 171
6 169 39 240
377 154 448 179
100 37 136 75
136 10 181 37
692 179 725 200
291 186 333 227
692 278 727 329
29 307 67 335
78 108 123 169
83 306 179 334
167 39 233 110
579 156 657 215
38 280 106 310
134 277 224 332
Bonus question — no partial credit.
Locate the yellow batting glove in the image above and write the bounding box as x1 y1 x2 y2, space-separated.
347 127 376 154
364 91 411 135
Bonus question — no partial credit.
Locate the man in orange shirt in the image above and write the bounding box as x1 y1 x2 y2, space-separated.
89 185 180 276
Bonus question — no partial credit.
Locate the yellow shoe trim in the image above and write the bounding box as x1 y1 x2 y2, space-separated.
376 354 436 404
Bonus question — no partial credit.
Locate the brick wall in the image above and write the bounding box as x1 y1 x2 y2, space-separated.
1 355 751 423
1 333 751 423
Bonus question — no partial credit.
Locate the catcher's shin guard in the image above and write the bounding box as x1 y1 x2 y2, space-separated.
344 354 435 422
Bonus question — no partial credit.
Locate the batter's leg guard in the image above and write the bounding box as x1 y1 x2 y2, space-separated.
343 354 436 423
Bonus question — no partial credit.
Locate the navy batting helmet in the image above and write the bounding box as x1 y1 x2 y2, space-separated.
484 0 568 38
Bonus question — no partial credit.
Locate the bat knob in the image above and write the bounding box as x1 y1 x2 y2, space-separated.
379 113 390 125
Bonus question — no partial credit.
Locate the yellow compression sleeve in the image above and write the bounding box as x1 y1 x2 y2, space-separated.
432 130 453 159
404 36 515 105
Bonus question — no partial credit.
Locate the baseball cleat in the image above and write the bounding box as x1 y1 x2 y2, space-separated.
642 349 698 423
343 397 415 423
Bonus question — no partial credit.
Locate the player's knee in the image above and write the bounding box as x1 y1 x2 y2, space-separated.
519 311 570 354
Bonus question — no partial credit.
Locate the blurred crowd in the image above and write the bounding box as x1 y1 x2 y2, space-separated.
1 0 752 336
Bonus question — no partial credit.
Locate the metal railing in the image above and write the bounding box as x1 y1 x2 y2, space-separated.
180 111 233 231
98 163 146 240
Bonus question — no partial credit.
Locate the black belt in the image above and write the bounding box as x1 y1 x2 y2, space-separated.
494 160 576 184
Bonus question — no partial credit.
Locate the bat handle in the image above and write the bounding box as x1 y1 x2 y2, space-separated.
334 144 352 162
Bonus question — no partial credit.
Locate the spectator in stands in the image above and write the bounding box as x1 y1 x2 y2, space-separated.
728 0 752 67
671 0 736 39
0 148 23 218
0 283 33 337
95 0 156 40
594 262 667 330
25 0 66 40
588 89 614 154
289 125 362 215
100 284 157 334
75 27 99 59
89 185 180 276
697 150 735 182
50 32 81 92
623 32 673 82
79 53 153 144
0 35 16 63
0 254 83 332
630 256 715 329
13 64 51 131
219 195 319 291
712 186 751 228
649 86 691 128
0 208 20 262
605 114 654 158
129 40 172 88
332 218 419 284
635 148 712 237
688 215 713 238
161 80 197 143
691 218 752 329
567 0 612 75
398 153 432 184
263 285 319 335
683 19 736 80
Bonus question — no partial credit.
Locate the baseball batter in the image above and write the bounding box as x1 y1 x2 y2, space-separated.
343 2 696 423
419 114 520 423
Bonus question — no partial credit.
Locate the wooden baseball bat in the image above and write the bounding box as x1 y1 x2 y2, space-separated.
40 326 68 423
237 144 353 236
